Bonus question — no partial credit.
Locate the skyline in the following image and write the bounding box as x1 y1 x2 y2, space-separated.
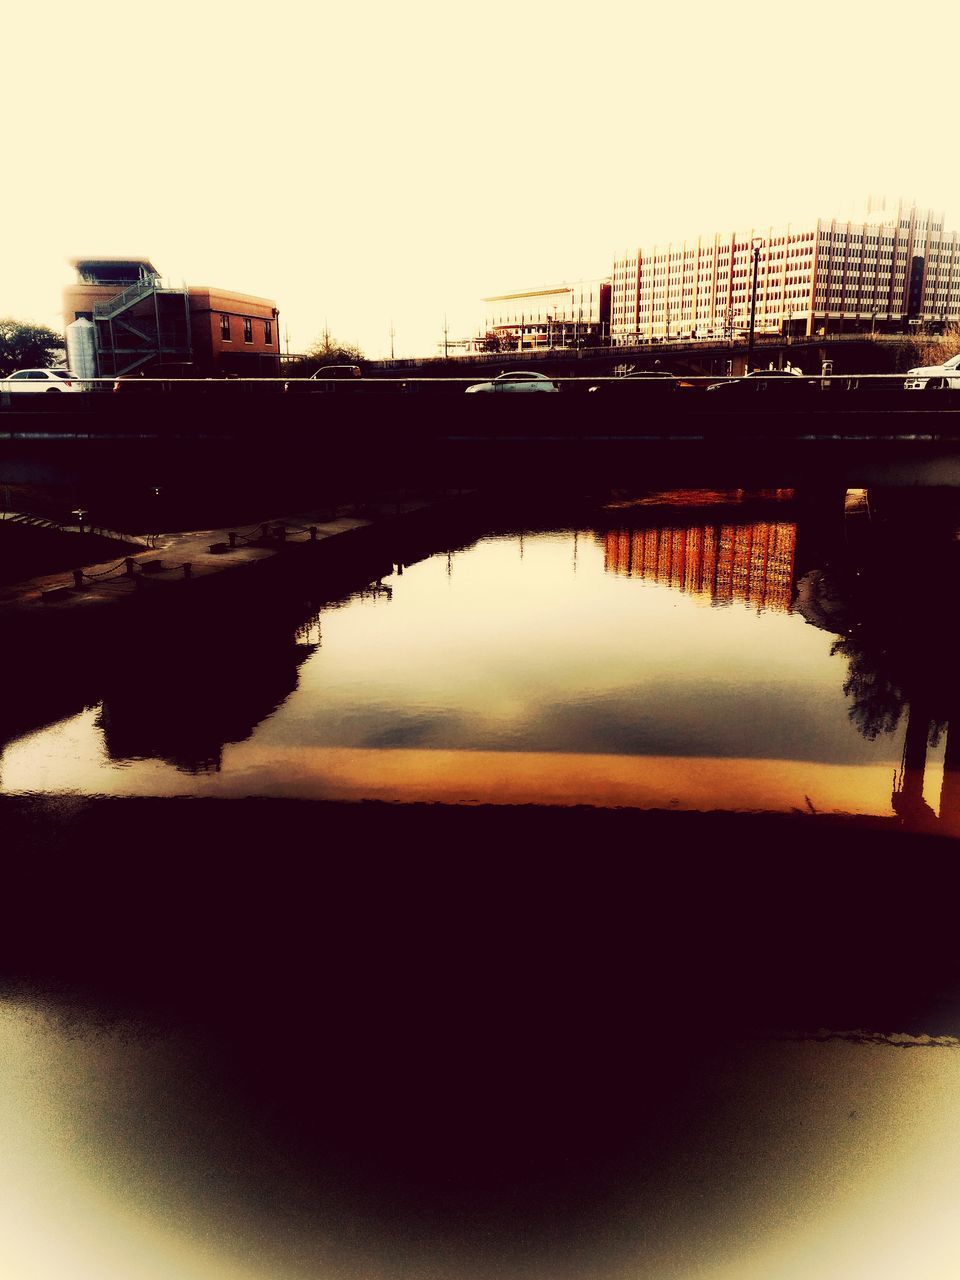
4 1 960 359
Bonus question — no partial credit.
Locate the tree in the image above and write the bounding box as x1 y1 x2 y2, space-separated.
878 321 960 372
0 318 65 376
305 333 364 364
283 332 365 379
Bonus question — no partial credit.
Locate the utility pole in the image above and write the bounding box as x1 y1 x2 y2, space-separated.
747 237 763 373
443 315 449 359
389 321 395 359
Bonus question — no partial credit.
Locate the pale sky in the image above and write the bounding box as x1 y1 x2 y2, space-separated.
3 0 959 358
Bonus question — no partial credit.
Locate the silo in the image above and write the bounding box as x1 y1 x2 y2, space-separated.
65 317 98 382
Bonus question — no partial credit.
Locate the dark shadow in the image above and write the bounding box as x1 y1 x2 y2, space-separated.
793 487 960 835
96 632 317 772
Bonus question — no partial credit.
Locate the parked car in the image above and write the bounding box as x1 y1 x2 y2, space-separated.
464 371 560 393
705 369 815 394
113 374 156 393
113 376 245 394
904 352 960 390
284 364 362 393
588 371 681 393
1 367 83 393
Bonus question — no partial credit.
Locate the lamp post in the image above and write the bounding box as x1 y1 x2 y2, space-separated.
746 236 763 372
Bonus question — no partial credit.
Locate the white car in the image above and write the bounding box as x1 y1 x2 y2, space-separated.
1 367 84 393
465 371 560 393
904 352 960 390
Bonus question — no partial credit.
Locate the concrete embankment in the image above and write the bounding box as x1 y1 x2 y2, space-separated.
1 490 481 637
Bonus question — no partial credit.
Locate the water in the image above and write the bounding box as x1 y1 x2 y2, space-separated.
2 488 956 830
5 486 960 1279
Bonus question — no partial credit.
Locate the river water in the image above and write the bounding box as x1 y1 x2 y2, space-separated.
2 487 958 831
4 486 960 1280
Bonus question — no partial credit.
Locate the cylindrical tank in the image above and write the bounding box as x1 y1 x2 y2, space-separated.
65 317 98 382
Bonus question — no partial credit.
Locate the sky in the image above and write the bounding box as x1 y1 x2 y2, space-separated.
3 0 960 358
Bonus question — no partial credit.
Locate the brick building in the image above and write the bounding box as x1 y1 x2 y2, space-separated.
63 258 280 377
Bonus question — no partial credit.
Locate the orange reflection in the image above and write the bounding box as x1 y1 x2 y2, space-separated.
213 744 914 819
604 521 797 612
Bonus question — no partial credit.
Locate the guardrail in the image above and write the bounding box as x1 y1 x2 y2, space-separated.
2 372 958 404
1 372 955 385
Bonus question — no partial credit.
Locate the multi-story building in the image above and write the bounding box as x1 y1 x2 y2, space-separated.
603 519 797 614
610 200 960 346
481 279 611 350
63 257 281 377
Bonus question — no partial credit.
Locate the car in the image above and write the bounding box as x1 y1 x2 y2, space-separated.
113 374 158 393
464 371 560 393
284 364 362 393
904 352 960 390
588 371 681 393
1 367 84 393
705 368 815 393
112 376 243 394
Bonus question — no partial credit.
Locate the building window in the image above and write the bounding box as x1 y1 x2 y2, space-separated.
243 318 253 343
220 314 231 340
264 319 273 345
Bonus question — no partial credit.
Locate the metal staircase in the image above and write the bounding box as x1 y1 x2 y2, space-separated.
93 276 162 319
92 278 193 376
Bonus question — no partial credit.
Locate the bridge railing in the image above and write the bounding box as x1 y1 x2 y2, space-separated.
0 371 955 400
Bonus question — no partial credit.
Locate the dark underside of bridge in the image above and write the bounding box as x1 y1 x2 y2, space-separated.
3 390 960 510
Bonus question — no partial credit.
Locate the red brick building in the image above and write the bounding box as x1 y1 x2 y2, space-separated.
63 258 281 377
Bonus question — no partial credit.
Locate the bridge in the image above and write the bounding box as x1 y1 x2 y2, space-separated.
3 377 960 521
372 333 917 380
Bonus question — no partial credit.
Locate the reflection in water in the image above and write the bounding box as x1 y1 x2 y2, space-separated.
604 521 796 612
796 500 960 837
96 630 318 773
5 487 960 831
7 486 960 1280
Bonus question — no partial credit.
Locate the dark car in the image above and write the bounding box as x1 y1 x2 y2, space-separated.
588 371 682 394
284 364 362 393
705 369 816 394
112 376 245 394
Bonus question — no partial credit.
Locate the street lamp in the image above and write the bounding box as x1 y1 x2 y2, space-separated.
746 236 763 371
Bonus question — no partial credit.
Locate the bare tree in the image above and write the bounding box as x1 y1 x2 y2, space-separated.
282 333 365 378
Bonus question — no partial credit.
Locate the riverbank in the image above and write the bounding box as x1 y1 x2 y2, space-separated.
0 488 478 632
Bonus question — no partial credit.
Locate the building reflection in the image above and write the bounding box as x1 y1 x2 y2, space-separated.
601 487 960 836
603 521 797 612
96 624 319 773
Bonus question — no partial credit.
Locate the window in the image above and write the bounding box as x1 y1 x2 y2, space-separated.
264 319 273 345
220 314 231 340
243 318 253 343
